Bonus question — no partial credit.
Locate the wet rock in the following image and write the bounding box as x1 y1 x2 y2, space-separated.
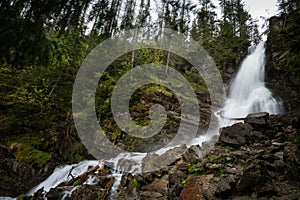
121 174 139 199
30 187 45 200
209 174 236 197
209 163 224 169
283 143 300 182
168 167 186 198
46 188 64 200
140 191 163 199
244 112 269 130
183 145 203 163
143 145 186 172
236 161 269 192
274 152 284 160
257 183 278 197
142 177 168 195
226 167 237 174
217 123 264 147
190 174 235 200
64 185 99 200
284 125 297 133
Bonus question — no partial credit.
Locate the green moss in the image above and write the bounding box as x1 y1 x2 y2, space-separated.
293 137 300 144
14 147 51 168
195 167 204 173
187 163 195 172
73 180 80 186
217 157 225 163
181 174 197 185
5 132 52 168
202 149 209 156
224 146 233 150
132 178 140 188
17 194 28 200
207 155 225 164
217 168 226 176
208 155 216 162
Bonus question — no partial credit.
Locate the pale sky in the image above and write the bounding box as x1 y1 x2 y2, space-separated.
244 0 278 19
212 0 279 34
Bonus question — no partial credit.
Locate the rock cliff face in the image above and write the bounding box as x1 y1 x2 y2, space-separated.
265 9 300 112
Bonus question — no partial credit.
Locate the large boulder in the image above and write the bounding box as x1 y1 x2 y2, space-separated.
244 112 269 130
217 123 265 147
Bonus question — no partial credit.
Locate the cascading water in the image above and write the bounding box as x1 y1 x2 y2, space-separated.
2 41 284 200
27 160 102 196
218 41 283 127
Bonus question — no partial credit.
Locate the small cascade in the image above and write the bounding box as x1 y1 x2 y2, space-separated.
107 152 145 199
218 41 283 127
27 160 101 196
26 153 146 199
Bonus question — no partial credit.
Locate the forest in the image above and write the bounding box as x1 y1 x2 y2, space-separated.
0 0 299 199
0 0 263 161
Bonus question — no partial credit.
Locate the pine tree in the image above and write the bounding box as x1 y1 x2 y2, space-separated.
89 0 110 35
278 0 300 14
191 0 217 44
120 0 136 30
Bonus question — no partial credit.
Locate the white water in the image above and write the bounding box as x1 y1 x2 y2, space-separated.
27 160 101 195
218 41 283 127
2 41 284 200
107 152 145 199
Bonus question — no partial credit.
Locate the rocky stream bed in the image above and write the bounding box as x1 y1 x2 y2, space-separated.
4 111 297 200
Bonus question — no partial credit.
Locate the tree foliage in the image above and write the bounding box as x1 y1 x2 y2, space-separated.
0 0 264 163
277 0 300 14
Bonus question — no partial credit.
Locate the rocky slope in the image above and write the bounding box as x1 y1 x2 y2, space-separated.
22 112 300 200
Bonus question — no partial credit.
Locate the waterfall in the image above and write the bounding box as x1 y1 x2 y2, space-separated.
6 41 284 199
218 41 283 127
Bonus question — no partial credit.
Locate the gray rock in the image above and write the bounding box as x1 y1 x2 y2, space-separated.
218 122 268 147
244 112 269 131
142 178 168 195
236 161 268 192
140 191 163 198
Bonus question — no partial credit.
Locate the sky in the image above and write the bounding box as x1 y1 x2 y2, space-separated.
243 0 279 20
87 0 280 38
212 0 279 34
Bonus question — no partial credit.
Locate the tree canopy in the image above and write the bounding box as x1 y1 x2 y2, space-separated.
0 0 263 165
